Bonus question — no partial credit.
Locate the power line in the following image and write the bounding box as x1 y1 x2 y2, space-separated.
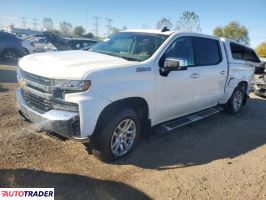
32 18 38 30
105 18 113 36
92 16 100 37
85 8 88 33
20 17 26 29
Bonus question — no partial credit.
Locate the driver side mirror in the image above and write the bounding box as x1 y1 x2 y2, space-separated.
160 57 188 77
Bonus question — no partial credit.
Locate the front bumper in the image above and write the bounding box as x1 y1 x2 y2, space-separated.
17 88 82 139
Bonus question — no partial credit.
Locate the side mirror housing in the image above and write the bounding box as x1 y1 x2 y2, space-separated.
160 57 188 76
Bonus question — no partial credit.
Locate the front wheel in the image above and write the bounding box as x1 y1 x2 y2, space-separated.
3 49 18 63
225 86 244 114
92 109 140 162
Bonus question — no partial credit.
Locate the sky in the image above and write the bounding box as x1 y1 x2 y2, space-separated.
0 0 265 47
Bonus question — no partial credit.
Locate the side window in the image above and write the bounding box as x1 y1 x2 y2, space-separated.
193 37 221 65
163 37 194 66
230 42 260 63
0 33 10 41
230 43 245 60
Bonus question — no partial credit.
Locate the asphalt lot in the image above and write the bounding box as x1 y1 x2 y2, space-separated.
0 64 265 200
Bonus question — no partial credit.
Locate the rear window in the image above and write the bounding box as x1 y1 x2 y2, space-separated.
230 42 260 63
0 32 17 41
193 37 222 66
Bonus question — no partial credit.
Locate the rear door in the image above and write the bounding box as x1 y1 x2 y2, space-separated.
191 36 228 110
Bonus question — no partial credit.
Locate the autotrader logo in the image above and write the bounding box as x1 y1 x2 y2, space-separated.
0 188 54 200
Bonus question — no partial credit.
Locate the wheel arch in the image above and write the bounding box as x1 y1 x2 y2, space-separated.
93 97 151 138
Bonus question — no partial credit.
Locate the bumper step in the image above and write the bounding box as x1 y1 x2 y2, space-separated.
155 106 224 134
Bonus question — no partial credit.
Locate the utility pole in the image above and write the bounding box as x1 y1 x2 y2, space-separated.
105 18 113 36
21 17 26 29
32 18 37 30
93 16 100 37
85 8 88 33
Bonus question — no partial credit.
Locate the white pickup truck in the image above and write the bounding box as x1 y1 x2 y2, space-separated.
17 29 261 162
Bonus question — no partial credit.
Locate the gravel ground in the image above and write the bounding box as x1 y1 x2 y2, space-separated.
0 65 265 200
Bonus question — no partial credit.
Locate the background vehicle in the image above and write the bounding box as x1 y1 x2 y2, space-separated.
0 31 25 62
16 30 261 162
254 62 266 97
21 39 35 54
43 32 98 51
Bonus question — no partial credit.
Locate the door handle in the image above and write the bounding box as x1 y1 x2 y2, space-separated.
220 70 226 75
191 73 199 79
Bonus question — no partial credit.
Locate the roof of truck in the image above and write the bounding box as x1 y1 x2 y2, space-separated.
121 29 222 39
121 29 174 35
120 29 254 50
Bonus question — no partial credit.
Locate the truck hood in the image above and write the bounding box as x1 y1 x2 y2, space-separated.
19 50 136 79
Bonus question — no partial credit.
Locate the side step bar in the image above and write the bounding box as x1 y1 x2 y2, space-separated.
155 106 224 134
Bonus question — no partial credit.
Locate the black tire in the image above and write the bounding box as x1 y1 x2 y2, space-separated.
2 49 18 63
92 109 141 162
225 86 245 114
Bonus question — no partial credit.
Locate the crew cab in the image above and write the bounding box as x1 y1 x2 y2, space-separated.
16 29 261 162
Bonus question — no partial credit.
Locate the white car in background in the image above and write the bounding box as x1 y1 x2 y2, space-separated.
21 39 35 54
21 37 57 53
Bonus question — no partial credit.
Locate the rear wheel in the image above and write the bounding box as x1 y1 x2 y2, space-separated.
225 86 244 114
92 109 140 162
3 49 18 62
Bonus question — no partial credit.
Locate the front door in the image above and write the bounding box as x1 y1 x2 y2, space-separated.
154 36 199 124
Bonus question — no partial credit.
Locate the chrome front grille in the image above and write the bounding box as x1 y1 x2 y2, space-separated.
18 68 79 113
23 91 52 113
21 70 52 86
18 68 53 113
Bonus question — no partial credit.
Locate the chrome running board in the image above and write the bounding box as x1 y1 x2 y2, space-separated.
155 106 224 134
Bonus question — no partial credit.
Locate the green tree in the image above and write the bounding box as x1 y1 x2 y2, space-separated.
157 17 172 30
111 27 121 34
213 26 223 37
256 42 266 58
42 18 54 31
59 21 73 36
73 26 85 37
83 32 95 39
176 11 201 32
213 21 249 45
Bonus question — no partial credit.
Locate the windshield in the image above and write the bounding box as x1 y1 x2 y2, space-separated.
90 32 168 62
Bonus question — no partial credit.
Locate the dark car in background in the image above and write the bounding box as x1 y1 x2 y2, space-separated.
43 32 98 51
67 38 98 50
0 31 25 62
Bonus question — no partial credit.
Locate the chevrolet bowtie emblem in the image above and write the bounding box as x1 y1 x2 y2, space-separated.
18 79 26 88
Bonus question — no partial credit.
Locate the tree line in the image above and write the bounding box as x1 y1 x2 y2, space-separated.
42 18 125 39
156 11 265 58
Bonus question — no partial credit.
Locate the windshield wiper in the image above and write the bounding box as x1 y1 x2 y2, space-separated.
118 55 139 61
91 50 139 61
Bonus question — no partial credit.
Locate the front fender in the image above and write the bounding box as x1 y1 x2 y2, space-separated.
84 64 155 122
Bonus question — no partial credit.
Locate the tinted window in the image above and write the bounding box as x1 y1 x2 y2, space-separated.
230 43 260 63
0 32 17 42
163 37 194 66
193 37 221 65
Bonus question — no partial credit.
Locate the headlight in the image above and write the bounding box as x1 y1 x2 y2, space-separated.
52 80 91 91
